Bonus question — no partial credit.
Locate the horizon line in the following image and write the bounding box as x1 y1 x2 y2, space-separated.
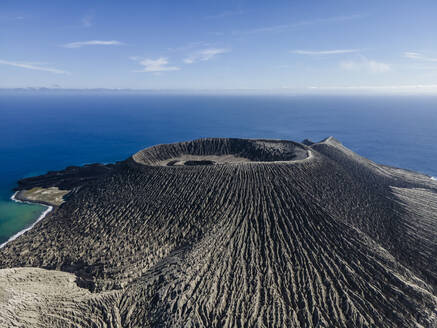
2 86 437 96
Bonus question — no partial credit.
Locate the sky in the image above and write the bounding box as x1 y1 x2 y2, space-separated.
2 0 437 93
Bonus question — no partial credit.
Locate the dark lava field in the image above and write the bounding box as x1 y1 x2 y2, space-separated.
0 137 436 327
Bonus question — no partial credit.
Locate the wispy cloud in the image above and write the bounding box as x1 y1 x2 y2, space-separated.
291 49 359 55
0 15 24 21
184 48 229 64
0 59 68 74
234 14 363 35
131 57 180 72
167 41 211 52
82 13 94 28
340 58 390 73
63 40 123 48
404 52 437 62
307 84 437 93
235 24 287 35
205 10 244 19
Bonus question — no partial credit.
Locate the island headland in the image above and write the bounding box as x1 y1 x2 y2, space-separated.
0 137 436 327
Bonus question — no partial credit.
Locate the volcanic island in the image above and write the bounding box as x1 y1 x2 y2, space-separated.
0 137 436 327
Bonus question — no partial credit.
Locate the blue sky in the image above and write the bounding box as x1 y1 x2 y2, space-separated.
2 0 437 93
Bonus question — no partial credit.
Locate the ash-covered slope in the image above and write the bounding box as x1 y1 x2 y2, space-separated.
0 138 436 328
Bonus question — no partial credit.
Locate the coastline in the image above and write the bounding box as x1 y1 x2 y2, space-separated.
0 192 53 249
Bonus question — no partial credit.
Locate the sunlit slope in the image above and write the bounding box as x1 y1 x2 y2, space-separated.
1 138 436 327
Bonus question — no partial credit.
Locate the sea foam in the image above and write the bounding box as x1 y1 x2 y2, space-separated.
0 192 53 248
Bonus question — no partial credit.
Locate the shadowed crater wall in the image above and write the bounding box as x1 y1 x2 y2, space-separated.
132 138 309 166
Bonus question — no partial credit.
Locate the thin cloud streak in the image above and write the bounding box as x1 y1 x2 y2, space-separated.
63 40 123 48
340 59 390 73
167 41 212 53
307 84 437 93
131 57 180 72
205 10 244 19
0 59 68 74
404 52 437 62
184 48 229 64
234 14 363 35
291 49 359 55
0 15 25 21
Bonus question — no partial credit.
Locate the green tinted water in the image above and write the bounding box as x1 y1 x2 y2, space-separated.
0 190 45 244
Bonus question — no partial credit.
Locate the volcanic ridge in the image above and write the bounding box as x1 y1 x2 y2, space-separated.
0 137 436 327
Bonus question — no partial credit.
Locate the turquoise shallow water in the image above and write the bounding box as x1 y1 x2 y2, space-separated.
1 93 436 244
0 192 45 245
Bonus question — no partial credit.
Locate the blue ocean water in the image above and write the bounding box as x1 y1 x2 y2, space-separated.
1 93 437 244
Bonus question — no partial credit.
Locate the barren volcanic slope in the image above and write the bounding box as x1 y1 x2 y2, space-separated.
1 138 436 327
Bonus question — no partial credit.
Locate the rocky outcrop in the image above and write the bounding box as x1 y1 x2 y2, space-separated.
15 163 115 191
0 267 121 328
0 137 436 327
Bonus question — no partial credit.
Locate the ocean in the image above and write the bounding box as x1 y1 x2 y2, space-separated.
1 93 436 244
